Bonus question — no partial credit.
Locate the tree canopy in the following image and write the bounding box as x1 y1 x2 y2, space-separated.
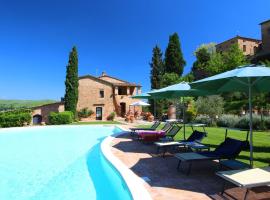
164 33 186 76
150 45 164 90
64 46 79 117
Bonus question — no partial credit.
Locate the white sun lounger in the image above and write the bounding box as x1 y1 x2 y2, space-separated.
216 167 270 200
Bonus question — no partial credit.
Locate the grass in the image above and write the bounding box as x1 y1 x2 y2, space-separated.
72 121 122 125
138 123 270 168
0 99 56 111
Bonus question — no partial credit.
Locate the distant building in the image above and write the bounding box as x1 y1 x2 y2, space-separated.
77 72 141 120
32 72 142 124
32 102 65 124
252 19 270 62
216 35 261 57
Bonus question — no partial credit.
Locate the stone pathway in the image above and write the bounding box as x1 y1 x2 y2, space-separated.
110 131 270 200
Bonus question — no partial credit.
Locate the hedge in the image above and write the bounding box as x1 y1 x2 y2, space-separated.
107 112 116 121
217 114 239 128
48 111 74 125
217 114 270 130
78 107 94 118
193 115 212 126
0 110 32 128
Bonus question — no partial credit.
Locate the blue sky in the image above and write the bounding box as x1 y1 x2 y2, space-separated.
0 0 269 100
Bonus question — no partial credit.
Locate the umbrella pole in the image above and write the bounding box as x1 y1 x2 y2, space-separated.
248 82 253 168
182 97 186 140
154 100 156 119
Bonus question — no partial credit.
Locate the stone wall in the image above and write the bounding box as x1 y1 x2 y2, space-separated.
261 21 270 53
32 102 64 124
77 77 115 120
78 77 142 120
216 36 260 56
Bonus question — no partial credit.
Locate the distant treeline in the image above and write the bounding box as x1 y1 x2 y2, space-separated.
0 99 56 111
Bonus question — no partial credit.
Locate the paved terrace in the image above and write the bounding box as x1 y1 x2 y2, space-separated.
110 131 270 200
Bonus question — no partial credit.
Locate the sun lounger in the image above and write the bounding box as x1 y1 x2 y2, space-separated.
138 130 166 142
174 137 245 175
216 167 270 200
155 130 207 157
138 125 181 142
132 122 172 138
160 125 182 141
130 121 161 132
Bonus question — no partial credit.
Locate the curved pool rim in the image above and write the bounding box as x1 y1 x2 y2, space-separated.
101 125 152 200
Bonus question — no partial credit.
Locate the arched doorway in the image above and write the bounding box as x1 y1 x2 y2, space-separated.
33 114 42 125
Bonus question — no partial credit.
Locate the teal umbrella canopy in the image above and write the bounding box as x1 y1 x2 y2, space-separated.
191 65 270 93
148 82 212 140
130 101 150 106
131 92 152 99
191 64 270 168
149 82 212 99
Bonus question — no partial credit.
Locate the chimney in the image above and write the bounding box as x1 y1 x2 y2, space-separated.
101 71 107 76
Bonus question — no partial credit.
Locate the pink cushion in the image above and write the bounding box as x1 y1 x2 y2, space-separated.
137 130 166 137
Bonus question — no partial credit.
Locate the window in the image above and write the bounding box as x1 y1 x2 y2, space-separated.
254 46 258 54
243 45 246 52
118 87 127 95
99 90 104 98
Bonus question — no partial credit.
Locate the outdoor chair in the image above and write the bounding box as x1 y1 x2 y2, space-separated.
132 122 171 138
174 137 245 175
138 125 181 143
216 167 270 200
161 125 182 141
155 130 207 157
130 121 161 134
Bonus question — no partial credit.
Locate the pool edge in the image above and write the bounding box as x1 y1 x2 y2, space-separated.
101 125 152 200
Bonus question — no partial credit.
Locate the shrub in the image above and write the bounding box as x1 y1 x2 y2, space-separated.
235 114 261 130
184 110 196 123
107 112 116 121
78 108 94 118
195 95 224 122
264 116 270 130
0 110 32 128
193 115 213 126
217 114 240 128
48 111 74 125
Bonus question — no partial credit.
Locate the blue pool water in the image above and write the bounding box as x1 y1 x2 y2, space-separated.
0 125 132 200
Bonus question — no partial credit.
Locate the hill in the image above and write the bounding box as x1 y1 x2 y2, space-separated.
0 99 57 111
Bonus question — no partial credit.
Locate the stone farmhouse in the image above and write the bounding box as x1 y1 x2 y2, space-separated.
216 19 270 63
32 72 142 124
216 35 261 57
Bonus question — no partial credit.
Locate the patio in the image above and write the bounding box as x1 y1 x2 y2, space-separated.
110 131 270 200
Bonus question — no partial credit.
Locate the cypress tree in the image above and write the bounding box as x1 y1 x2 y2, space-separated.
150 45 164 90
150 45 164 118
64 46 79 117
164 33 186 76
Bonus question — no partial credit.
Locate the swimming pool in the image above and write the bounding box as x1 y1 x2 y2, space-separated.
0 125 132 200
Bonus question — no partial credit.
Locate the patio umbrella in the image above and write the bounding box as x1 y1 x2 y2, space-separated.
131 91 159 117
191 64 270 167
131 92 152 99
149 81 211 99
129 101 150 117
130 101 150 106
149 82 211 139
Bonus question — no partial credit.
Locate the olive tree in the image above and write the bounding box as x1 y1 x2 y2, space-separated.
195 95 224 125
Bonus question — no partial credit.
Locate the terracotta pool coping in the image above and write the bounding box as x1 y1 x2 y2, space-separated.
101 125 152 200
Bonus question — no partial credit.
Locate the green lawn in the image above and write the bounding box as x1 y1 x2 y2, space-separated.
138 124 270 168
72 121 122 125
0 99 56 111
